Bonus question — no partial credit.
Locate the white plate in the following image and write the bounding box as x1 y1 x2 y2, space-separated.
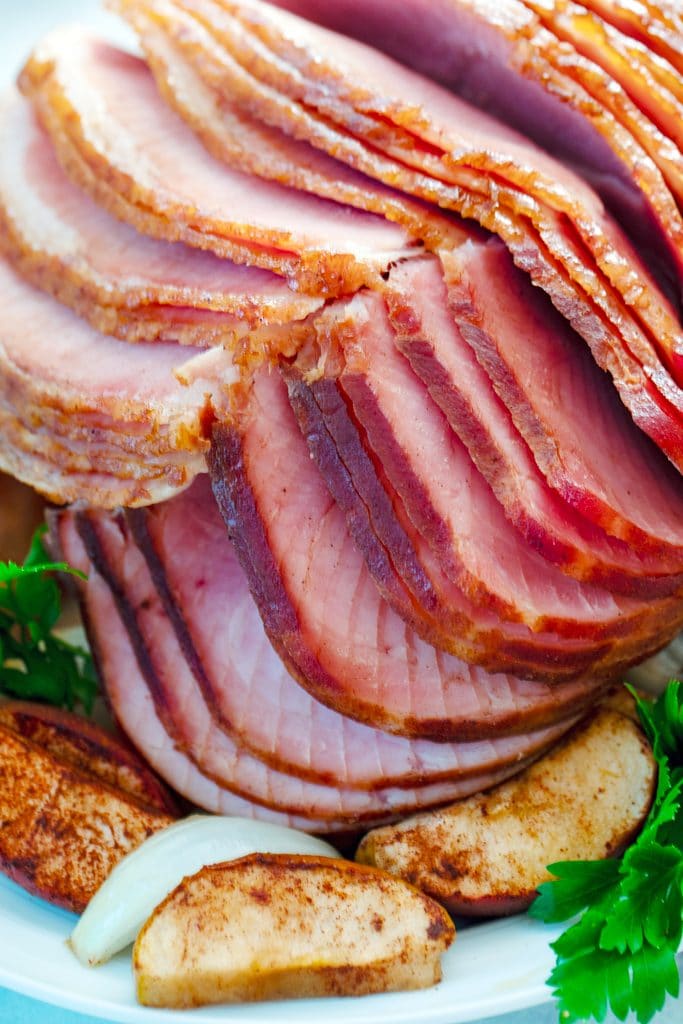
0 871 563 1024
0 3 678 1024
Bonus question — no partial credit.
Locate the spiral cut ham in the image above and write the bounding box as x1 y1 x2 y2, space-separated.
0 90 322 348
129 0 683 469
3 3 683 832
19 28 416 300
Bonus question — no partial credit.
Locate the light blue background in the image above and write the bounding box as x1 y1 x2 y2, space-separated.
1 988 681 1024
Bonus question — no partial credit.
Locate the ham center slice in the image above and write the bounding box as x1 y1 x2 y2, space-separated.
19 27 416 299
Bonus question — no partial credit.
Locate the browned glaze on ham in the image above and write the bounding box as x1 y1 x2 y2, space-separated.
439 241 683 560
208 367 631 739
580 0 683 75
204 0 683 379
0 255 233 506
384 257 683 597
116 1 465 252
20 29 416 299
0 89 322 348
121 0 683 471
271 0 683 289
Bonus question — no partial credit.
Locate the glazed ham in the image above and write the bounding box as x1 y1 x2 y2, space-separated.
1 2 682 833
20 29 415 299
0 89 322 348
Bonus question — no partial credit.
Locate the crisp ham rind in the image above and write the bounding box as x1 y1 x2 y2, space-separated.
0 256 237 506
20 28 416 299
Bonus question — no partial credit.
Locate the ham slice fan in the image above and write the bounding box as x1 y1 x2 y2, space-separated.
0 0 681 832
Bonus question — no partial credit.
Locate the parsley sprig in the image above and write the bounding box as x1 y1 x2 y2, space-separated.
530 681 683 1023
0 526 97 713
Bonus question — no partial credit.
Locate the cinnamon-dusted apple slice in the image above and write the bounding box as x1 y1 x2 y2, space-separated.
357 705 656 916
133 853 454 1007
0 723 175 912
0 701 178 815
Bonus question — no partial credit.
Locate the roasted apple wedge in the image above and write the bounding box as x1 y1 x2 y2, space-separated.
0 700 178 814
356 706 656 916
133 852 454 1007
0 722 175 912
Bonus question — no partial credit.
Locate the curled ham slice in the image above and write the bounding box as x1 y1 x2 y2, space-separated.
580 0 683 76
0 89 322 348
385 257 683 594
19 28 416 299
208 368 627 739
438 242 683 559
125 0 683 471
0 255 235 507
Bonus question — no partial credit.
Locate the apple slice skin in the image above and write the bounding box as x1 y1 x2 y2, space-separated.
133 852 454 1007
356 706 656 916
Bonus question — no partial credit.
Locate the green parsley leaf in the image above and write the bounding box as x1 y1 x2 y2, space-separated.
0 525 96 713
531 681 683 1024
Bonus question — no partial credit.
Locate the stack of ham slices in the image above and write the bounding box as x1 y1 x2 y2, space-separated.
3 0 683 832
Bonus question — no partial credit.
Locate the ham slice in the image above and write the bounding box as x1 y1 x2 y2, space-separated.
209 0 683 374
0 89 322 348
524 0 683 146
208 367 624 739
302 291 681 645
271 0 683 282
20 29 416 299
0 255 234 507
125 477 574 786
384 256 683 596
125 0 683 471
119 1 465 251
439 242 683 559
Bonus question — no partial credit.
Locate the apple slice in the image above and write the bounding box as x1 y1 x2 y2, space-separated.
133 853 454 1006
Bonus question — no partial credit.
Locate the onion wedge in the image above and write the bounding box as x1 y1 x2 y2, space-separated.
69 813 339 966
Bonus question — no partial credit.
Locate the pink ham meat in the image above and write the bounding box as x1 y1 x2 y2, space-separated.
19 28 415 300
441 240 683 559
122 0 683 473
272 0 683 277
382 253 683 598
125 478 574 787
0 255 234 507
296 294 683 654
53 510 341 833
208 367 617 739
0 89 322 348
118 2 464 252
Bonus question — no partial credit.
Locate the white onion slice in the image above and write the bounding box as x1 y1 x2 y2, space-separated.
69 814 339 966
